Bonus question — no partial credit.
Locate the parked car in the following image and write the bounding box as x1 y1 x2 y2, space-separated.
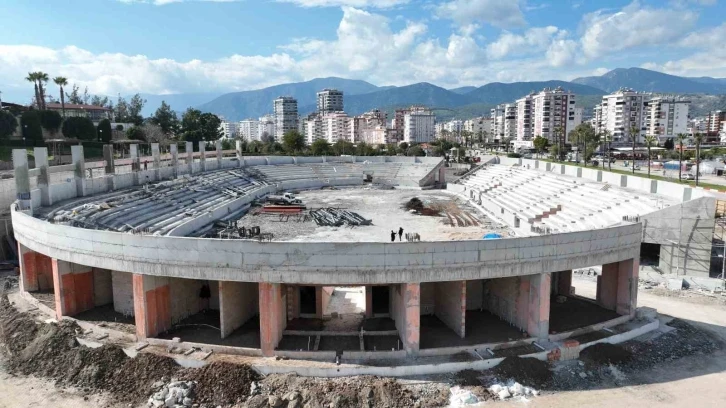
684 173 695 180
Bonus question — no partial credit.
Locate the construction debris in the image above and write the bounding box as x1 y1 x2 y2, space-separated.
310 208 372 227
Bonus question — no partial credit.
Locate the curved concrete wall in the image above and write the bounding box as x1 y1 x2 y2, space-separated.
12 207 641 285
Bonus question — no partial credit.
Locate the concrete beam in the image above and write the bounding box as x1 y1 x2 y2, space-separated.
198 141 206 172
12 149 30 206
52 258 94 320
259 282 286 356
103 145 115 175
132 273 171 339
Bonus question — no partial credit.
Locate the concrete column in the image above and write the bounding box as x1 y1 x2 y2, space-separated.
616 258 639 317
52 258 94 320
236 140 243 167
71 145 86 197
365 286 373 318
216 139 222 167
286 285 300 320
12 149 31 207
18 244 54 293
33 147 51 206
527 273 551 339
186 141 194 174
434 280 466 338
259 282 286 357
597 263 619 311
132 274 171 339
130 144 140 185
554 270 572 295
103 144 115 175
170 144 178 177
219 281 259 339
392 283 420 354
198 141 206 172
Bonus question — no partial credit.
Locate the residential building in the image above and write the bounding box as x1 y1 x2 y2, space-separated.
317 89 344 113
273 96 298 141
516 93 534 141
490 103 517 142
350 109 388 145
403 106 435 144
218 120 239 140
258 114 275 141
595 88 650 145
238 119 259 141
531 87 580 144
391 109 407 143
322 112 351 144
304 113 324 144
647 96 690 143
706 111 726 143
464 117 493 144
46 103 113 125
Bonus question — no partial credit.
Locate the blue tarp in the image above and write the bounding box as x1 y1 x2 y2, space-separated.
483 233 502 239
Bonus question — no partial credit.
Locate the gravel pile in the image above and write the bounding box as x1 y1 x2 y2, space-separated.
494 357 553 389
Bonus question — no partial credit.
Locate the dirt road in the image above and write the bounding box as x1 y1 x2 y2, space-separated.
0 369 116 408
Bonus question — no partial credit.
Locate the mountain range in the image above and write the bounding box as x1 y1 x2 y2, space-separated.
135 67 726 121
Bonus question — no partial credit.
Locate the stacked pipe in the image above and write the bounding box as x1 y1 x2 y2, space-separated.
310 208 371 227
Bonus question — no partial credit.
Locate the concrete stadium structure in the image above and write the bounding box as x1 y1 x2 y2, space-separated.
10 143 643 363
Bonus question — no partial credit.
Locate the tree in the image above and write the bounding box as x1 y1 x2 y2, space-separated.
356 141 376 156
150 101 179 136
311 139 331 156
39 110 62 134
20 110 43 143
533 135 548 158
385 143 399 156
630 123 640 174
90 95 110 108
553 126 565 161
126 126 146 141
600 130 613 171
53 77 68 117
26 72 41 109
114 95 129 122
694 132 704 186
97 119 112 143
502 137 512 153
282 130 306 154
179 108 222 142
461 130 473 148
407 145 425 156
62 117 96 140
399 142 409 152
332 140 355 155
260 133 275 145
569 123 597 166
247 140 263 153
644 135 657 178
127 94 146 126
664 138 674 150
676 133 687 181
66 84 83 104
36 72 49 110
0 110 18 140
140 123 168 144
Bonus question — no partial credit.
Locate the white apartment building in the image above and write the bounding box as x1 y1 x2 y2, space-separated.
304 113 324 144
464 117 492 139
273 96 298 141
491 104 517 141
595 88 650 145
258 114 275 141
706 111 726 144
403 106 435 144
238 119 259 141
317 89 344 113
351 109 388 145
322 112 351 144
218 120 239 140
647 96 690 143
531 87 580 144
516 94 534 141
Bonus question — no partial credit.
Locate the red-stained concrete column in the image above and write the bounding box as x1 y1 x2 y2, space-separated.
616 258 639 317
400 283 420 354
434 280 466 338
286 285 300 320
556 270 572 296
51 259 94 320
365 286 373 318
18 244 54 293
597 262 620 311
527 273 551 340
259 282 286 357
132 274 171 339
516 277 531 331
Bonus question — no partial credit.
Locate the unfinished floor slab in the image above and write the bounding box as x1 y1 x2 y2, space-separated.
419 311 527 349
157 310 261 348
549 296 621 333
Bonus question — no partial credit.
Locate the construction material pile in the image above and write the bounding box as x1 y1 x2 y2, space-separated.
310 208 372 227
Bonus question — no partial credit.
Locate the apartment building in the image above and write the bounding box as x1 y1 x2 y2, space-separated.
218 120 239 140
594 88 650 145
531 87 580 144
706 111 726 143
647 97 690 143
317 89 344 113
490 103 517 142
464 117 492 142
516 94 534 141
351 109 388 145
304 113 324 144
258 114 276 141
239 119 259 141
273 96 298 141
322 111 351 144
403 106 435 144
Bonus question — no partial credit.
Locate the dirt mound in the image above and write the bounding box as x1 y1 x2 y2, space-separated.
108 352 181 403
455 369 482 386
494 357 553 388
180 361 259 406
404 197 424 212
580 343 633 367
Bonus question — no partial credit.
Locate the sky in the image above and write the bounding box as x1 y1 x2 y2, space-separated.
1 0 725 103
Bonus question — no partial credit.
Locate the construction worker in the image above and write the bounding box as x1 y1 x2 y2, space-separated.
390 230 396 242
399 227 404 241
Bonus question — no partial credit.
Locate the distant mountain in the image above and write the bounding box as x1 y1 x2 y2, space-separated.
466 81 605 104
197 77 383 121
139 92 223 117
572 67 726 94
449 86 477 95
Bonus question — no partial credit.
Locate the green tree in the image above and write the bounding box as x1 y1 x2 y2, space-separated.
97 119 113 143
53 76 68 117
385 143 399 156
127 94 146 126
114 95 129 122
180 108 222 142
332 140 355 155
62 117 96 140
399 142 409 152
533 135 548 158
0 110 18 140
150 101 179 136
65 84 83 104
569 123 598 166
644 135 657 178
247 140 263 153
676 133 687 182
664 138 674 150
282 130 306 154
21 110 43 143
356 141 376 156
600 130 613 171
461 130 473 148
311 139 331 156
126 126 146 141
39 110 62 134
407 145 425 156
25 72 41 109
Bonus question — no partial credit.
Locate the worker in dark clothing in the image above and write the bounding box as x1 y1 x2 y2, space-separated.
398 227 404 241
390 230 396 242
144 160 148 170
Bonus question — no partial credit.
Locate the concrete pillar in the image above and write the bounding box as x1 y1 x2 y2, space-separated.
71 145 86 197
235 140 243 164
434 280 466 338
315 287 333 318
12 149 31 207
365 286 373 318
597 263 619 311
527 273 550 340
33 147 51 206
186 141 194 174
170 144 178 177
286 285 300 320
52 258 94 320
103 144 115 175
216 139 222 167
554 270 572 295
198 141 206 172
599 259 639 317
132 273 171 339
19 245 54 293
219 281 259 339
259 282 286 357
130 144 140 185
392 283 420 354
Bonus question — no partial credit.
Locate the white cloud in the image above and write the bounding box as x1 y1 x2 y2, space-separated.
118 0 238 5
436 0 526 28
546 38 577 67
642 23 726 77
580 1 698 59
486 26 559 59
276 0 409 7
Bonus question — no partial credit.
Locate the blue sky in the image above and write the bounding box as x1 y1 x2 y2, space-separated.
1 0 724 102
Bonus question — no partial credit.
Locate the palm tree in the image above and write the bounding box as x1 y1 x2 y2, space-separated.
676 133 687 181
25 72 40 109
53 76 68 117
644 135 657 178
630 123 640 174
601 130 613 171
694 132 704 187
36 72 49 110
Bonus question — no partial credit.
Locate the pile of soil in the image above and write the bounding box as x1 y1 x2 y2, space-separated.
404 197 424 212
455 369 482 386
107 353 181 402
180 361 259 406
494 357 553 388
580 343 633 367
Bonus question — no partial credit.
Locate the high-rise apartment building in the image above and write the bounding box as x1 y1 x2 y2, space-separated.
218 120 239 140
258 114 276 141
322 112 351 143
273 96 298 141
516 94 534 141
491 103 517 142
304 113 324 144
531 87 580 144
464 117 493 142
350 109 388 144
647 97 690 143
706 110 726 142
238 119 259 141
594 88 650 145
317 89 344 113
403 106 435 144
